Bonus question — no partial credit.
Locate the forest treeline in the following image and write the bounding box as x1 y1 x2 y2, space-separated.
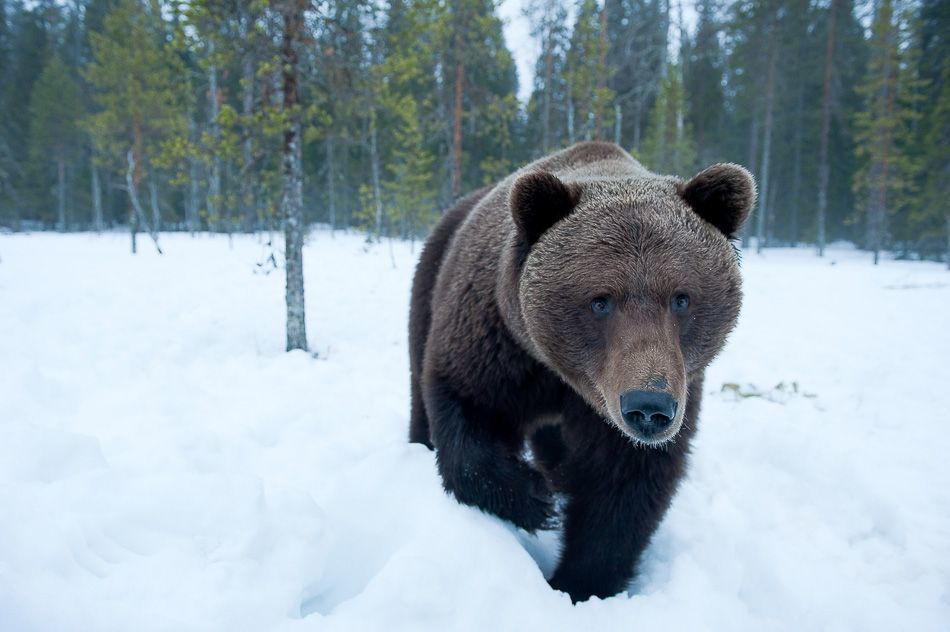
0 0 946 262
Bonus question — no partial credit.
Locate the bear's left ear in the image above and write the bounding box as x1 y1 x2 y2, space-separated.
510 170 581 246
678 163 756 239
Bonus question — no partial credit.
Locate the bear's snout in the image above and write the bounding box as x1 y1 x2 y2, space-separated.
620 390 678 438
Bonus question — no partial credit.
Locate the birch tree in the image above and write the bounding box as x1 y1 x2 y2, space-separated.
85 0 186 253
277 0 308 352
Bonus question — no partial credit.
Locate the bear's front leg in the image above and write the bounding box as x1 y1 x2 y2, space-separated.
425 377 553 532
549 416 690 602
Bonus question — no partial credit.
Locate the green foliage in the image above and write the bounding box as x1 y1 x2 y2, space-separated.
682 0 724 167
437 0 522 195
358 0 439 238
0 0 943 264
639 62 696 176
382 93 438 237
28 54 83 162
566 0 613 141
852 0 926 250
84 0 187 183
908 0 950 258
524 0 571 155
605 0 669 148
28 53 82 224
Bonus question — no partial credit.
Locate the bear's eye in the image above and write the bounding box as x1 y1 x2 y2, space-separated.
671 293 690 315
590 296 615 317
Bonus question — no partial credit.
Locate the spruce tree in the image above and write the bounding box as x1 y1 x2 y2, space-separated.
605 0 669 149
28 54 82 230
437 0 519 199
566 0 613 143
524 0 570 155
373 0 438 239
84 0 187 253
683 0 725 168
2 2 54 226
853 0 924 264
913 0 949 264
640 62 696 176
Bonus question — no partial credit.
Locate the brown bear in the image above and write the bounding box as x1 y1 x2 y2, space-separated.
408 141 754 603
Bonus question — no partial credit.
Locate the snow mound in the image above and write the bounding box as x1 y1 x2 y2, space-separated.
0 232 947 631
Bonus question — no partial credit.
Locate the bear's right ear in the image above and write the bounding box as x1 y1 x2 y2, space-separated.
510 171 581 246
678 164 756 239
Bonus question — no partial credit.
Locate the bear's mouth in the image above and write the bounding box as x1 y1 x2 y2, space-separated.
612 416 684 446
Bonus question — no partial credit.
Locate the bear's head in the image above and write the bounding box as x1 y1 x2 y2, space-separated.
508 164 755 445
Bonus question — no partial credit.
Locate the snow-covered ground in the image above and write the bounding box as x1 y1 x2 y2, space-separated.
0 230 948 631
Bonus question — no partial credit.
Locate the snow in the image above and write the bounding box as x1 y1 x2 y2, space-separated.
0 230 948 631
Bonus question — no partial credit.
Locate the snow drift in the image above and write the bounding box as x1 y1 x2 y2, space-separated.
0 231 947 631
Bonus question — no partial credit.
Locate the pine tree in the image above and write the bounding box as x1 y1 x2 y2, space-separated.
913 0 949 264
853 0 925 264
605 0 668 148
84 0 187 253
373 0 438 239
815 0 841 256
566 0 613 143
381 91 437 240
1 2 55 227
437 0 520 199
28 54 82 230
0 0 17 226
276 0 308 352
524 0 570 155
683 0 725 168
640 61 696 176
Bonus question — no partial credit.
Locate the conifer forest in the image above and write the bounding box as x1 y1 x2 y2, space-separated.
2 3 949 624
0 0 946 264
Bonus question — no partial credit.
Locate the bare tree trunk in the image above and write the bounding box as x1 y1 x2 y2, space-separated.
654 79 668 166
125 149 162 254
868 171 884 265
241 48 255 231
370 107 384 241
542 29 554 153
868 13 894 266
130 209 137 254
945 215 949 270
567 79 575 144
452 61 464 198
92 159 104 233
149 178 160 233
594 1 608 139
208 54 222 231
756 35 777 255
790 74 805 247
187 159 200 233
56 158 66 231
632 101 643 150
816 0 838 257
614 103 622 145
325 136 336 232
185 114 200 233
281 0 308 352
742 103 760 250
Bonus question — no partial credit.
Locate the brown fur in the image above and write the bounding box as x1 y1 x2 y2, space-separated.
408 141 755 602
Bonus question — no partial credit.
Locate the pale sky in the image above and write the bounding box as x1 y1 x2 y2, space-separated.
498 0 697 104
498 0 542 102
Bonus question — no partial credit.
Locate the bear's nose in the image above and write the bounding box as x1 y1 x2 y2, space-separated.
619 390 678 436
